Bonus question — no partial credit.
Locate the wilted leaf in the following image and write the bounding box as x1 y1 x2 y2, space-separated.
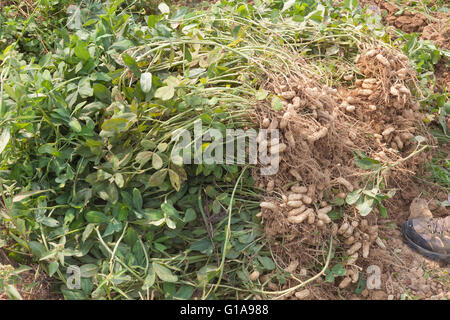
80 264 98 278
142 268 156 290
140 72 153 93
356 197 375 216
255 89 268 100
153 262 178 282
149 169 168 187
346 190 361 205
135 151 153 166
168 169 181 191
6 285 22 300
152 153 163 170
0 127 10 155
271 96 283 111
158 2 170 14
154 86 175 101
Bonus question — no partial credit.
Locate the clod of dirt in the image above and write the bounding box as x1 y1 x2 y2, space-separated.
409 197 433 220
361 0 428 33
422 12 450 51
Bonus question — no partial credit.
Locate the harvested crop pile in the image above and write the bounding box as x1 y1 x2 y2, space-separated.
253 45 432 297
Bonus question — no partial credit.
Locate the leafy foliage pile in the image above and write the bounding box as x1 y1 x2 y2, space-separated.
0 0 268 300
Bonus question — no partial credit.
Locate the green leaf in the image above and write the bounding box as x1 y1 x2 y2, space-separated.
378 203 388 219
49 261 59 276
175 285 195 300
212 199 221 214
328 209 343 221
331 263 346 276
257 256 275 270
325 272 335 283
103 219 123 237
122 53 140 76
132 188 143 211
28 241 46 258
330 198 345 206
184 208 197 223
153 262 178 282
74 41 90 61
147 15 158 28
101 118 129 133
154 86 175 101
110 39 134 51
161 202 178 218
69 119 82 133
355 274 366 295
38 143 55 155
189 239 213 255
93 83 111 103
40 216 60 228
85 211 109 224
354 157 381 170
61 288 87 300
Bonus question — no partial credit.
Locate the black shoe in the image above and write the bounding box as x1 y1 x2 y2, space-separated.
402 216 450 263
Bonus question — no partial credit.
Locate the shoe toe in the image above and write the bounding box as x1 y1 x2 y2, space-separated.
402 220 433 252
